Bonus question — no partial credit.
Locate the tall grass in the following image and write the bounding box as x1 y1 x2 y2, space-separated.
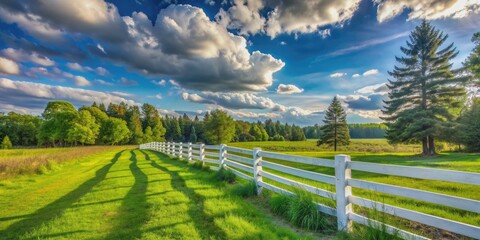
0 146 131 179
232 180 257 198
269 188 334 232
215 167 236 183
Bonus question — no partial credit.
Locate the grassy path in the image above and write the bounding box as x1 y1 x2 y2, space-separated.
0 148 309 240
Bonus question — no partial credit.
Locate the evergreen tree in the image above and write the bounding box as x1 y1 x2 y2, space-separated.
204 109 235 144
189 125 198 143
98 103 107 113
317 97 349 151
464 32 480 87
382 21 467 155
1 135 12 149
127 106 143 144
457 98 480 151
171 119 182 141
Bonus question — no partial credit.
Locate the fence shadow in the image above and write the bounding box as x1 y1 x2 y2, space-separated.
140 150 228 240
104 150 148 239
0 150 124 239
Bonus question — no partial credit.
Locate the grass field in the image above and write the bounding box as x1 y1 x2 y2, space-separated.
0 148 321 240
229 139 480 239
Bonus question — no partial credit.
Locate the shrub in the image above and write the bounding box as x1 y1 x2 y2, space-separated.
1 136 13 149
269 194 290 218
215 167 236 183
233 180 257 198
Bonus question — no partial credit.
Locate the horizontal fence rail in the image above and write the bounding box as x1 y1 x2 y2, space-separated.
140 142 480 240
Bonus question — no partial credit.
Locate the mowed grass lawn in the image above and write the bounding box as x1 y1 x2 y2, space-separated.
229 139 480 238
0 148 315 240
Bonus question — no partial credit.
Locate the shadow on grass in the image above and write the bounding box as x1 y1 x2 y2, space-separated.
139 150 228 240
0 150 124 239
104 150 148 239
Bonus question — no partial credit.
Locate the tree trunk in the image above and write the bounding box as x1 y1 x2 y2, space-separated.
422 137 429 155
428 136 436 155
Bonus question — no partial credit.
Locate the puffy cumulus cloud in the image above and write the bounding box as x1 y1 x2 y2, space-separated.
1 2 284 92
217 0 361 38
215 0 266 35
0 78 137 113
355 83 389 95
1 48 54 66
330 72 347 78
0 0 128 42
363 69 379 76
0 57 20 75
341 94 385 110
73 76 91 86
106 5 284 92
66 62 109 76
375 0 480 23
276 84 304 94
182 92 287 111
352 73 361 78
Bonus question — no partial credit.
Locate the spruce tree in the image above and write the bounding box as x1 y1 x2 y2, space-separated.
317 97 349 151
189 125 197 143
464 32 480 86
1 135 13 149
127 106 143 144
382 21 467 155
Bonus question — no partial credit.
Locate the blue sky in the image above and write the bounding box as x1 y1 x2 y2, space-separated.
0 0 478 126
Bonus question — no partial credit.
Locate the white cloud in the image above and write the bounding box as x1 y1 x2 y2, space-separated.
95 67 109 76
169 79 180 87
0 57 20 75
67 62 86 71
363 69 379 76
276 84 304 94
1 48 55 66
152 79 166 86
330 72 347 78
355 83 389 95
155 93 163 99
352 73 361 78
375 0 480 23
73 76 91 86
0 78 137 114
182 92 287 111
95 79 114 86
110 91 137 98
120 77 137 86
217 0 361 38
319 29 331 39
280 41 286 45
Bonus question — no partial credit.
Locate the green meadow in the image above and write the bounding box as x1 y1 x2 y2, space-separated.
0 147 320 240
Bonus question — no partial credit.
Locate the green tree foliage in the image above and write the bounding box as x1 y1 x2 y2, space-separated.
107 102 127 119
38 101 78 147
457 98 480 151
249 124 263 141
317 97 350 151
101 117 130 145
126 106 143 144
79 105 109 144
143 126 153 143
189 125 197 143
204 110 235 144
1 135 13 149
142 103 166 141
382 21 467 155
0 112 41 146
67 110 100 145
348 123 387 139
464 32 480 86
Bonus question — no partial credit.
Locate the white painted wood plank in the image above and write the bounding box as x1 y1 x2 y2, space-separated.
225 146 253 155
262 161 336 185
262 171 336 199
225 153 253 165
349 196 480 239
348 179 480 213
348 213 429 240
204 151 218 158
259 151 335 168
226 166 254 180
225 160 253 173
203 158 219 164
349 161 480 186
210 166 219 171
205 145 220 150
191 150 201 155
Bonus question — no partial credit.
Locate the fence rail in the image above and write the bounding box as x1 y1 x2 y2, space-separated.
140 141 480 240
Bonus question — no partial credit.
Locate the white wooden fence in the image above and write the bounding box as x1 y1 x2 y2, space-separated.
139 141 480 240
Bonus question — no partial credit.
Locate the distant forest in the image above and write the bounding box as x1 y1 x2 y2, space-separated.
0 100 388 148
303 123 386 139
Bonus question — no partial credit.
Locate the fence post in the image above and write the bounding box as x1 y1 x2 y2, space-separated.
168 142 172 155
188 142 192 161
199 143 205 166
179 142 183 159
219 144 226 168
253 148 263 195
335 154 352 232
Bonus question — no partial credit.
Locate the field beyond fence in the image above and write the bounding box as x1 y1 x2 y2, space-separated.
141 141 480 240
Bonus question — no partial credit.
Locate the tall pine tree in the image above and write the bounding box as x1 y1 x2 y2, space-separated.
317 97 349 151
382 21 467 156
